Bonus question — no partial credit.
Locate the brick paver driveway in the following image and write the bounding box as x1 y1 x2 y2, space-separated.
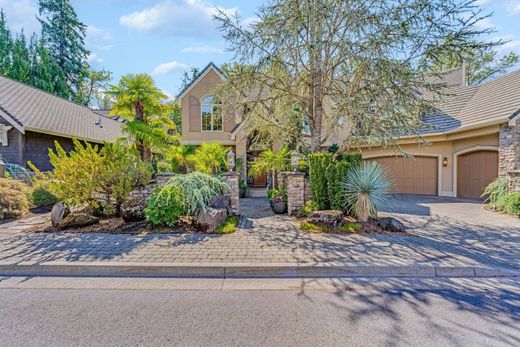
0 195 518 268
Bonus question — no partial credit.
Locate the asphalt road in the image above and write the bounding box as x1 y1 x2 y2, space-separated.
0 277 519 347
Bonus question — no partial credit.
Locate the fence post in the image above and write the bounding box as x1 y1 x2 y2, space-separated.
223 171 240 215
286 171 305 216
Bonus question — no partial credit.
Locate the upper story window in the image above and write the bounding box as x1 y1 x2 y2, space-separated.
201 96 223 131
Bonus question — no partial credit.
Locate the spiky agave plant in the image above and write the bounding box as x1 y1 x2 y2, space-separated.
343 162 391 222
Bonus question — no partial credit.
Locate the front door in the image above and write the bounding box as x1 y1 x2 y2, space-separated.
250 153 268 187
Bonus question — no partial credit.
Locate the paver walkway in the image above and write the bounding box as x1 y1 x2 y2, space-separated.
0 196 519 268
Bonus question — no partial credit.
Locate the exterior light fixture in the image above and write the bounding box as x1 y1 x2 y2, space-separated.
227 149 236 171
443 157 448 167
291 150 300 172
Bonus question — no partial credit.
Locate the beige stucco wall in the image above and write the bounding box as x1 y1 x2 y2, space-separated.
359 126 500 197
180 68 237 145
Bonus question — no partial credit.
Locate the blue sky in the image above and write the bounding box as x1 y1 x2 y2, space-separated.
1 0 520 99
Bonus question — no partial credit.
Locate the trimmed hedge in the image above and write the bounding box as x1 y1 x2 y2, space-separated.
308 153 362 211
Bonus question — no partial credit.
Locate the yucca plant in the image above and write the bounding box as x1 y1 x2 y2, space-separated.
343 162 390 222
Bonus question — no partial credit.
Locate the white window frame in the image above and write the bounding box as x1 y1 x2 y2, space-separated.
201 96 223 132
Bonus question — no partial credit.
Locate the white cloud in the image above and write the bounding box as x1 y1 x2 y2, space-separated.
119 0 237 37
86 26 114 50
474 17 495 30
152 61 188 76
87 53 104 64
476 0 492 6
508 1 520 15
181 44 224 53
0 0 39 34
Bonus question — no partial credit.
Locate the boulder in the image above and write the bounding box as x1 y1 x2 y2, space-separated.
210 194 232 214
121 196 147 222
193 208 227 233
57 213 99 230
373 217 406 233
309 210 344 229
51 202 70 227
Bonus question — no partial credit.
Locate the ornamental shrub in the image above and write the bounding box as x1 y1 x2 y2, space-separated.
503 192 520 216
29 140 152 214
145 172 230 226
0 178 30 219
308 153 333 209
296 200 319 218
482 177 509 209
31 186 58 207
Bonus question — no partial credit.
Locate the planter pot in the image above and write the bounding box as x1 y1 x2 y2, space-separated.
270 200 287 214
239 188 247 198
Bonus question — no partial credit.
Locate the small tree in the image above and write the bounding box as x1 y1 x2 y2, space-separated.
188 143 229 174
249 147 291 189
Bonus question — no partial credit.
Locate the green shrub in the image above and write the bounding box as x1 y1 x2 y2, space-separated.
482 177 509 209
145 185 187 227
503 192 520 216
297 200 319 217
308 153 333 209
0 178 30 219
343 162 391 222
187 143 229 174
145 172 230 226
29 140 152 214
215 216 239 234
267 188 287 201
326 160 352 211
31 186 58 207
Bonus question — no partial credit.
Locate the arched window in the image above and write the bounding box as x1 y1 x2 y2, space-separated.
201 96 223 131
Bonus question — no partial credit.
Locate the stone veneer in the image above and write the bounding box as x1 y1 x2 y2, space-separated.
499 122 520 192
223 171 240 215
286 172 305 215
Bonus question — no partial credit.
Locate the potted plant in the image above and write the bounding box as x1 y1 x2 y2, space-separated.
268 188 287 214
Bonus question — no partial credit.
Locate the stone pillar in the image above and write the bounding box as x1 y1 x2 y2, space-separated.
508 170 520 193
286 172 305 216
0 159 4 178
223 171 240 215
499 123 520 178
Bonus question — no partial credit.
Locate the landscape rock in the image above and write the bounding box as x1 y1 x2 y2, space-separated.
210 195 232 214
51 202 70 227
121 196 147 222
57 213 99 230
372 217 406 233
309 210 344 229
193 208 227 233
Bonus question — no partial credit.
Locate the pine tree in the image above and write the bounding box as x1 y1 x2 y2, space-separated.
38 0 90 96
0 10 13 75
9 31 30 83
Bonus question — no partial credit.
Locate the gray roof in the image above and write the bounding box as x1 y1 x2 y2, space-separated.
422 68 520 134
0 76 123 143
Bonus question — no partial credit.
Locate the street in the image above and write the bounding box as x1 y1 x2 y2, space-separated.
0 276 519 346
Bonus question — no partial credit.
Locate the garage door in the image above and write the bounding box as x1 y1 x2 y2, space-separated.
366 156 438 195
457 151 498 200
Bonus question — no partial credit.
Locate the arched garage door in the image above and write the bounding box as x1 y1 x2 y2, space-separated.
366 156 438 195
457 150 498 200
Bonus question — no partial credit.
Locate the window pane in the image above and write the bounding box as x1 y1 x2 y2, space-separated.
213 113 223 131
202 111 212 131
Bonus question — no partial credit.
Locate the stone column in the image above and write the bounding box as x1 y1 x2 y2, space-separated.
286 172 305 216
508 170 520 193
499 123 520 178
223 171 240 215
0 159 4 178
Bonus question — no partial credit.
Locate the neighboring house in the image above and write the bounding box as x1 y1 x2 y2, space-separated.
177 62 520 199
0 76 123 172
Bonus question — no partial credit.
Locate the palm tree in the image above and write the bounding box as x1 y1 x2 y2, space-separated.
249 147 291 189
165 144 196 173
188 143 229 174
105 74 177 161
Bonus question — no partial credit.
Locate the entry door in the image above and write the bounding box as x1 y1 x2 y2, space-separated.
251 156 268 187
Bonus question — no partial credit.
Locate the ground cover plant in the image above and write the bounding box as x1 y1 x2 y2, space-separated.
0 178 30 219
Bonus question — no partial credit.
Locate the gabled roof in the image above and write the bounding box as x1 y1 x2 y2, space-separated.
176 62 225 101
0 76 123 143
421 68 520 134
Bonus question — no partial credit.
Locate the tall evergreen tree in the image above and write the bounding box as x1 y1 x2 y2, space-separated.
38 0 90 97
0 10 12 76
9 31 30 83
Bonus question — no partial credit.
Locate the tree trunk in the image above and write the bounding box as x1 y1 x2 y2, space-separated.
134 100 146 160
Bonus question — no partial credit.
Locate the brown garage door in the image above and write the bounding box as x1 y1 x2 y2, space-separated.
457 151 498 200
366 156 438 195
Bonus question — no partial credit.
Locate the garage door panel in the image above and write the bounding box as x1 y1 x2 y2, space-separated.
367 156 438 196
457 150 498 200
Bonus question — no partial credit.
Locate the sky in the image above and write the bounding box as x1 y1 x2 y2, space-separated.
1 0 520 99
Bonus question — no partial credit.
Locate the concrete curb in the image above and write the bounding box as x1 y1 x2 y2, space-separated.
1 262 519 279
